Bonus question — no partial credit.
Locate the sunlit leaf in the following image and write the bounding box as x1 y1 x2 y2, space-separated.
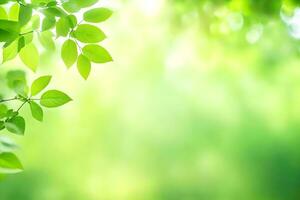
73 24 106 43
56 17 70 37
19 43 39 72
82 44 112 63
30 101 43 122
31 75 52 96
5 116 25 135
61 39 78 68
77 54 91 80
84 8 113 23
40 90 72 108
0 152 23 174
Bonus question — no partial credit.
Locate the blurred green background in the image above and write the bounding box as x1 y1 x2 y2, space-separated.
2 0 300 199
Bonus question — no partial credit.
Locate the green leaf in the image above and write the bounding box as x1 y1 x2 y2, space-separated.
5 116 25 135
42 7 67 17
77 54 91 80
61 39 78 68
19 43 39 72
5 109 18 119
74 0 98 8
0 19 20 33
6 70 26 89
83 8 113 23
0 121 4 131
67 14 77 28
31 15 40 30
38 30 55 50
0 20 20 42
0 0 9 5
82 44 112 63
0 104 8 119
42 17 55 31
62 1 81 13
9 3 19 21
47 1 57 7
2 39 18 63
0 152 23 174
56 17 70 37
31 75 52 96
73 24 106 43
24 32 33 45
19 5 32 27
0 29 18 43
0 6 7 20
0 136 19 152
40 90 72 108
30 101 43 121
12 80 28 97
62 0 98 12
18 36 25 52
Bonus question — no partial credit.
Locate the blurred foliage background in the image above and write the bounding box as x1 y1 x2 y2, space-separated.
2 0 300 199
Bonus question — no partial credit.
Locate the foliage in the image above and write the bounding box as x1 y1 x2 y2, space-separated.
0 0 112 175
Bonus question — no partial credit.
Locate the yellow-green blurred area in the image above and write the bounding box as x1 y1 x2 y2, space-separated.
3 0 300 199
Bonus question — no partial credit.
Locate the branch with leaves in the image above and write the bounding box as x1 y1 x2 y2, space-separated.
0 73 71 173
1 75 71 135
0 0 113 175
2 0 112 78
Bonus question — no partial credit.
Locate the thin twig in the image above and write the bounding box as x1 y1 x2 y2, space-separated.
0 97 18 103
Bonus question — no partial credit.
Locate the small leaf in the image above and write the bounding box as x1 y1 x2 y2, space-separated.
0 104 8 119
0 19 20 34
0 136 19 152
61 39 78 68
67 14 77 28
47 1 57 7
0 6 7 20
0 121 4 131
56 17 70 37
6 70 26 89
5 116 25 135
19 43 39 72
62 2 81 13
19 5 32 27
42 7 67 17
2 39 18 63
5 109 18 119
31 75 52 96
31 15 40 30
73 24 106 43
83 8 112 23
9 3 19 21
38 31 55 50
12 80 28 97
77 54 91 80
0 152 23 174
74 0 98 8
82 44 112 63
29 101 43 122
40 90 72 108
24 32 33 44
18 36 25 52
42 17 55 31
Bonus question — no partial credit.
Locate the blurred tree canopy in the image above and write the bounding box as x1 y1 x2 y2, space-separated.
173 0 300 16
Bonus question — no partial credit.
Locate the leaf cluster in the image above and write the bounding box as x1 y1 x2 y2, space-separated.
1 0 113 78
0 0 113 175
0 71 71 174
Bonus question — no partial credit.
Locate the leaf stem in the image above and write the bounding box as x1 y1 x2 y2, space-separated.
0 97 18 103
20 30 35 36
16 100 28 112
